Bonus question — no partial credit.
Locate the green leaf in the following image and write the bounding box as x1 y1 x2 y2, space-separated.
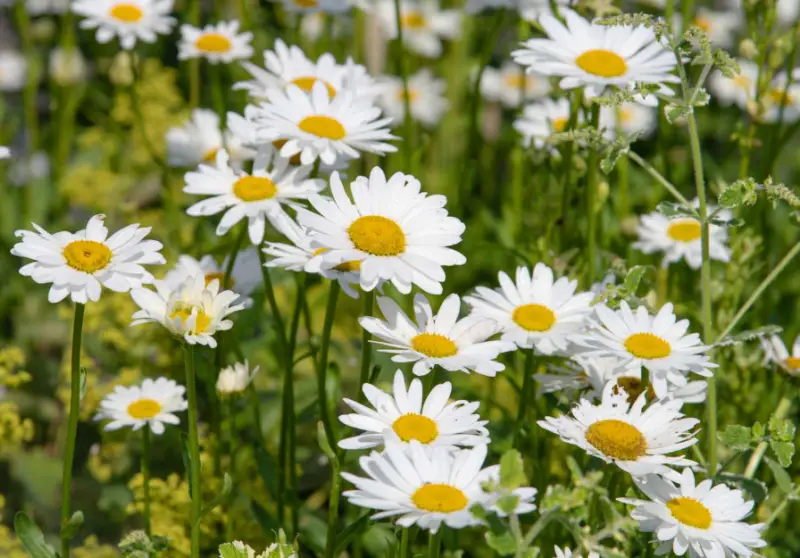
201 473 233 518
60 510 84 541
768 417 796 441
485 532 516 556
499 450 526 490
718 425 753 451
716 473 768 504
254 446 278 498
218 542 249 558
333 513 371 556
752 421 765 439
770 440 795 468
14 512 56 558
664 103 692 123
496 494 521 516
764 457 795 494
621 265 649 294
656 201 696 219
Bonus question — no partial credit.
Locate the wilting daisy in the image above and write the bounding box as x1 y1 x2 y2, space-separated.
11 214 164 304
184 147 324 244
96 378 188 434
273 0 350 13
130 274 246 348
216 360 259 396
375 0 461 58
539 382 699 476
554 547 600 558
761 333 800 377
162 249 261 307
514 98 579 149
633 201 731 269
178 20 254 64
377 69 449 127
534 356 613 400
480 62 550 108
0 50 27 92
465 264 594 355
607 372 708 406
359 294 515 377
339 370 489 450
512 11 678 98
298 167 465 294
600 101 657 139
577 302 716 398
708 59 757 110
166 108 255 168
620 468 766 557
71 0 176 50
246 82 397 166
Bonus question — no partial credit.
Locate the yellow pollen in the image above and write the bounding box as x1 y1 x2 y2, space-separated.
512 303 556 332
232 175 278 202
624 333 672 359
203 147 220 163
298 115 346 140
613 377 655 405
109 2 143 22
63 240 112 273
347 215 406 256
666 497 713 529
272 140 302 165
666 219 702 242
170 306 212 334
290 77 337 97
195 33 233 53
411 333 458 358
411 484 468 513
575 49 628 78
784 357 800 370
127 398 162 419
392 414 439 443
585 419 647 460
402 10 427 28
292 0 318 5
204 272 233 289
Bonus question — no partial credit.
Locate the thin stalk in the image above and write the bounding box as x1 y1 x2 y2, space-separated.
764 487 800 528
323 452 342 558
184 345 202 558
399 528 410 558
586 103 601 283
209 62 226 124
513 349 535 445
356 291 375 403
61 303 85 558
222 224 248 289
392 0 413 171
142 427 152 536
427 529 443 558
743 391 794 478
559 91 583 223
617 143 630 219
625 151 696 211
317 281 341 447
14 3 38 151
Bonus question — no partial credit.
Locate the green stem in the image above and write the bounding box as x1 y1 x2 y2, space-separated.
323 452 342 558
392 0 414 171
427 529 443 558
61 303 85 558
764 487 800 528
625 151 696 212
399 528 410 558
14 3 38 152
184 345 202 558
560 90 583 223
223 224 247 290
209 62 226 124
586 103 601 283
743 390 795 478
617 144 629 219
356 291 375 403
513 349 535 445
142 427 152 537
317 281 341 447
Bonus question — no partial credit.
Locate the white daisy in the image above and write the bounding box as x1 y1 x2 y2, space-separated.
708 59 757 110
600 101 657 139
96 377 188 434
554 547 600 558
49 47 89 86
377 69 449 127
359 293 515 378
465 264 595 355
184 147 324 245
339 369 489 451
162 249 261 308
71 0 176 50
11 214 164 304
761 333 800 377
512 11 678 98
480 62 551 108
633 200 731 269
680 9 741 49
0 50 27 92
761 70 800 124
130 274 246 348
539 381 699 476
166 108 255 168
216 360 259 395
375 0 461 59
245 82 397 166
534 355 614 399
577 301 716 399
607 372 708 406
272 0 350 13
298 167 465 294
620 468 766 557
178 20 254 64
514 98 578 149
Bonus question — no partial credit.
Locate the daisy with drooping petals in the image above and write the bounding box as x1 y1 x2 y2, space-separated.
359 294 515 377
97 377 187 434
273 0 351 13
216 360 259 396
620 468 767 558
11 214 164 304
0 51 27 92
761 333 800 377
480 62 550 108
577 301 716 399
339 370 489 451
178 20 254 64
465 264 595 355
130 274 246 348
539 382 699 476
377 69 449 127
512 10 678 98
166 108 255 168
299 167 465 294
71 0 176 50
375 0 461 59
162 249 261 308
514 98 580 149
554 547 600 558
708 59 757 110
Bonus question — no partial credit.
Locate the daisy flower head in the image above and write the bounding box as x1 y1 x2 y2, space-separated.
162 249 261 307
620 468 766 557
514 98 580 149
681 9 741 49
71 0 176 50
534 355 614 400
184 147 324 245
539 381 699 476
178 20 254 64
130 274 246 348
554 547 600 558
375 0 461 58
339 369 489 451
465 263 595 355
599 101 657 139
577 301 716 399
607 371 708 406
761 70 800 123
359 293 515 377
0 50 27 92
480 62 551 108
761 333 800 376
708 59 756 109
216 360 259 396
96 377 188 434
273 0 351 13
512 10 678 98
298 167 465 294
11 214 164 304
377 69 449 127
166 108 255 168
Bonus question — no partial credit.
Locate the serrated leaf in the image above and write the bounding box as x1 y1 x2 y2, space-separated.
218 542 250 558
770 440 795 468
499 450 526 490
621 265 649 294
715 325 783 348
601 146 625 174
14 512 56 558
60 510 84 540
485 531 516 556
665 103 692 123
718 425 753 450
752 421 765 439
716 473 768 504
768 417 796 441
764 457 795 494
657 201 696 218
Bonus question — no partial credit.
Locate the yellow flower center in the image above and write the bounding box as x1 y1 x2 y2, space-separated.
768 89 795 107
63 240 112 273
290 77 337 97
410 333 458 358
666 497 713 529
619 108 634 124
298 115 346 140
347 215 406 256
292 0 318 6
585 419 647 460
411 484 468 513
612 376 655 405
202 147 220 163
402 10 427 29
575 49 628 78
512 303 556 332
170 306 212 334
784 357 800 370
503 73 537 90
624 332 672 359
552 118 568 132
204 272 233 289
733 75 751 89
397 88 419 102
109 2 143 22
127 398 162 419
195 33 233 53
666 219 702 242
232 175 278 202
392 414 439 443
272 139 302 165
